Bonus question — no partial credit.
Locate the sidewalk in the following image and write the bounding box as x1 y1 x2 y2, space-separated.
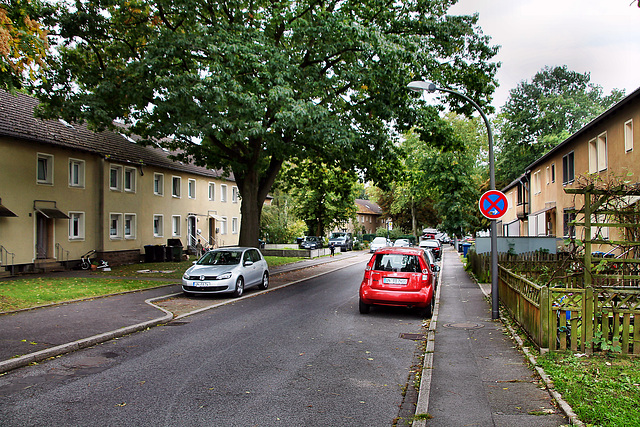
0 252 361 373
415 246 569 427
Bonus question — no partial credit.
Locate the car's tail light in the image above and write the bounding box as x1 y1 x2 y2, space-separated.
365 264 372 272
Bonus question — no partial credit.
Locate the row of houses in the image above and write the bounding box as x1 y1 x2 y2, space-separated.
499 85 640 247
0 90 242 273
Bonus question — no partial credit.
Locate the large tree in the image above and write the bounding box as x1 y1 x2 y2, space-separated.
33 0 498 247
496 65 626 186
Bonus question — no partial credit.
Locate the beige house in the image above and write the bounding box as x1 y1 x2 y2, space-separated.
499 85 640 247
0 90 241 273
354 199 385 235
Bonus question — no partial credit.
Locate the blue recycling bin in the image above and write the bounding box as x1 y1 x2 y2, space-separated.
461 243 472 257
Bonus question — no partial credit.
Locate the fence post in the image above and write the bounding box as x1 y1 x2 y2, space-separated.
584 286 594 354
540 285 550 351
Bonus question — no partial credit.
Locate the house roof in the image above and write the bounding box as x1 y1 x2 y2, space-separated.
0 90 233 180
525 85 640 172
356 199 382 215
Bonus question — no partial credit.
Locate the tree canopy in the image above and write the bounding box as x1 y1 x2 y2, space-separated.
496 65 626 186
33 0 499 246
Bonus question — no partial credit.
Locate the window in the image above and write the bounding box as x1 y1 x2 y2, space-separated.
562 152 575 185
208 182 215 201
124 214 136 239
69 212 85 240
154 173 164 196
221 184 228 202
232 186 239 203
69 159 85 188
124 167 136 192
545 166 550 185
625 119 633 152
110 213 122 239
220 216 228 234
589 133 608 173
153 215 164 237
37 153 54 184
232 217 238 234
551 163 556 183
172 176 181 198
188 179 196 199
110 165 123 191
533 170 541 195
563 210 576 238
172 215 181 236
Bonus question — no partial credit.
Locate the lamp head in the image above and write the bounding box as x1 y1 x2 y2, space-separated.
407 81 437 93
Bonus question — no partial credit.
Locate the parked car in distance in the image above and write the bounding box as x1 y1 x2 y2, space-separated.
359 247 436 317
182 247 269 297
393 238 411 247
299 236 324 249
369 236 392 253
329 232 353 251
419 239 441 259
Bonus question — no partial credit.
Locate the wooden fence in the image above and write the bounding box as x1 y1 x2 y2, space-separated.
499 266 640 354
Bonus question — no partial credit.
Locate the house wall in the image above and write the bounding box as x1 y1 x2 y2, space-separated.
0 137 241 268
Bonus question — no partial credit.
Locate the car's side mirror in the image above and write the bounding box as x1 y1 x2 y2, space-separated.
432 265 440 272
192 261 197 265
244 260 254 266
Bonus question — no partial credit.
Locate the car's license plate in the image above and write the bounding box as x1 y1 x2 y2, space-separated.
193 282 211 287
383 277 408 285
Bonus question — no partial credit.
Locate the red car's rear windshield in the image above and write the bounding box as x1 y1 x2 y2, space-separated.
373 253 422 273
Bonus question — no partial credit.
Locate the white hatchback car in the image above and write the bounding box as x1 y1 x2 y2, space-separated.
182 247 269 297
369 236 392 253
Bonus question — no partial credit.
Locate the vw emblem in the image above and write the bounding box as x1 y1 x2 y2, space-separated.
200 275 205 281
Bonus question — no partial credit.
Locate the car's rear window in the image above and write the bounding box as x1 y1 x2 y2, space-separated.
373 254 421 272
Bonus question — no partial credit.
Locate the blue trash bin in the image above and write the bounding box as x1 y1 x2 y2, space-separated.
461 243 472 257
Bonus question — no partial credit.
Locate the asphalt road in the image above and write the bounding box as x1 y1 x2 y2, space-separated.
0 258 427 426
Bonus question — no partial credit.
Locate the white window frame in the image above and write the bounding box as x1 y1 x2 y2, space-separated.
551 163 556 183
545 166 550 186
110 213 123 239
37 153 54 185
597 132 608 172
533 170 541 195
110 165 123 191
208 182 215 201
124 214 136 239
188 179 196 199
221 184 228 202
153 214 164 237
154 173 164 196
220 216 228 234
172 215 181 237
124 167 136 193
562 152 575 185
172 176 181 198
68 211 85 240
232 186 239 203
232 217 238 234
625 119 633 152
69 158 85 188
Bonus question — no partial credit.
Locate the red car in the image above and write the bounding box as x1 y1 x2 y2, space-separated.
359 247 436 317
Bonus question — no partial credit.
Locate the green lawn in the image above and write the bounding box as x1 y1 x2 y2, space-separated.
0 256 306 313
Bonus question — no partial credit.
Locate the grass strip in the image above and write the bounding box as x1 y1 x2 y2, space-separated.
537 352 640 427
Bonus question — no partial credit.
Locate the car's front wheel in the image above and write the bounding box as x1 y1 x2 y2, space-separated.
232 277 244 297
258 272 269 290
359 299 370 314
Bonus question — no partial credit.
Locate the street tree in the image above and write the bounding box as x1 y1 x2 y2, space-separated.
0 0 50 92
32 0 498 247
496 65 626 186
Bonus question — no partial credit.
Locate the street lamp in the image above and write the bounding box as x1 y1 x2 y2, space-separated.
407 80 500 320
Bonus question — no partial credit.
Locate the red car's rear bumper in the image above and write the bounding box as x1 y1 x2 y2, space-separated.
360 285 433 308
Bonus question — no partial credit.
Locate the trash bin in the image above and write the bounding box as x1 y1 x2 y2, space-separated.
167 238 184 262
144 245 155 263
461 243 472 257
153 245 166 262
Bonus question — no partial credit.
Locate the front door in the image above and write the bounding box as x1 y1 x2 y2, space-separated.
36 213 51 259
187 216 197 249
208 217 216 247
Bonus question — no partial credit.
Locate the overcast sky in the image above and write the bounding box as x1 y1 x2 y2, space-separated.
448 0 640 110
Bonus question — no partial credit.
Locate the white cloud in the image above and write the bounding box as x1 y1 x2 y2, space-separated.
448 0 640 108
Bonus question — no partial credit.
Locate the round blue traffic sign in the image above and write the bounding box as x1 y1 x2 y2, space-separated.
479 190 508 219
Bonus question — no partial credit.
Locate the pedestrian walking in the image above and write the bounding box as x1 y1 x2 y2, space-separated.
330 242 335 257
196 239 203 258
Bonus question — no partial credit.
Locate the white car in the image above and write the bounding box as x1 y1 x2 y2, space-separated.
182 247 269 296
369 237 391 253
393 239 411 247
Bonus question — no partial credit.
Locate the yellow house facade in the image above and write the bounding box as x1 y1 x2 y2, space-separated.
499 85 640 248
0 90 241 272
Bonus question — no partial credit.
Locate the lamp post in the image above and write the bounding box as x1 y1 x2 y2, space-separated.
407 81 500 320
